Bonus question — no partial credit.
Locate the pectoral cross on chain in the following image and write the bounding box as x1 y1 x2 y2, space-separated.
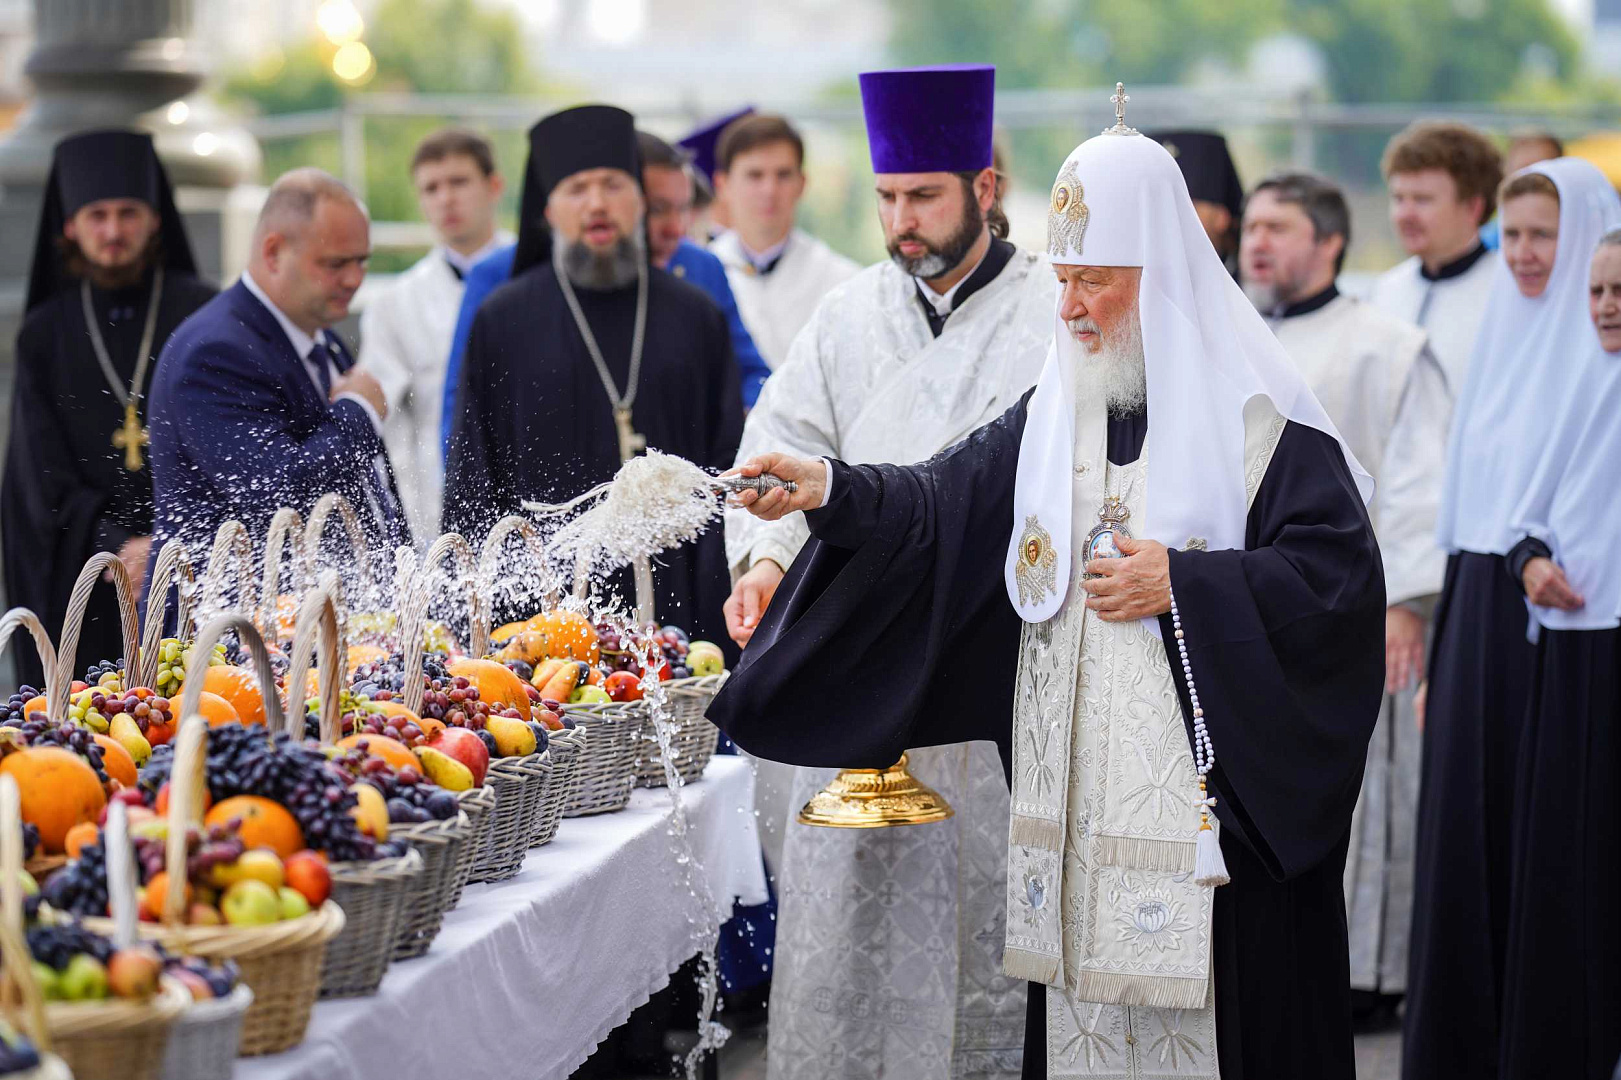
614 406 646 464
112 401 149 471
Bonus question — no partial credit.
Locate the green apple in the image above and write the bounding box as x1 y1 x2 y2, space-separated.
568 685 612 705
17 870 37 897
31 961 61 1001
277 886 311 921
59 954 109 1001
220 879 281 927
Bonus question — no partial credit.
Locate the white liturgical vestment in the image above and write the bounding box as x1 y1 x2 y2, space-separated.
711 228 859 370
1366 246 1494 396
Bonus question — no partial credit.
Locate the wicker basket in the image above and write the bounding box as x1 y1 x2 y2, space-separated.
632 673 726 788
142 623 346 1055
0 770 190 1080
560 706 640 816
446 786 496 907
282 578 424 997
389 810 472 960
158 982 253 1080
318 848 421 997
530 726 584 847
467 752 552 883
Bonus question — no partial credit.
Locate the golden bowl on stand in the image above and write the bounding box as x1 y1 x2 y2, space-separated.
796 753 954 828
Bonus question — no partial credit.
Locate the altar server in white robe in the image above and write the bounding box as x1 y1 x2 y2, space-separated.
1240 171 1448 1020
722 64 1051 1080
359 128 510 541
1367 122 1503 394
709 114 859 370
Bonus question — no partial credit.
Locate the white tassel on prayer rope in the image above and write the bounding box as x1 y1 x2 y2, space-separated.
1172 589 1230 888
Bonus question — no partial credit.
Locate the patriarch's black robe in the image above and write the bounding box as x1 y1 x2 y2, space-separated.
708 395 1385 1079
2 269 216 685
444 264 743 655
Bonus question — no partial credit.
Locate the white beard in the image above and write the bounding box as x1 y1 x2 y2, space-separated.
1069 314 1147 418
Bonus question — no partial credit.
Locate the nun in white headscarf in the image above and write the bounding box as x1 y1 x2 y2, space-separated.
1404 156 1621 1080
712 94 1384 1080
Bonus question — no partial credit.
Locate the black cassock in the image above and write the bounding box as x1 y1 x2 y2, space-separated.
1 269 216 685
1499 626 1621 1079
444 264 743 655
708 395 1384 1079
1403 551 1535 1080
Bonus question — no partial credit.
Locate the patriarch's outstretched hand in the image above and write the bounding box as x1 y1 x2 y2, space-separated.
727 454 827 520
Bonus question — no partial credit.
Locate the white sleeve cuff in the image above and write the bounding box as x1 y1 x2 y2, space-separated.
337 391 384 435
819 458 833 508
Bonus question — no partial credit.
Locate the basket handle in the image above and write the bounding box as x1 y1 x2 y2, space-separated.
161 717 209 925
104 801 139 948
283 574 345 744
136 540 194 690
305 492 375 602
260 506 309 647
397 578 432 717
0 609 58 707
422 532 487 658
177 613 288 743
197 519 259 628
479 514 560 610
0 775 50 1052
54 552 141 718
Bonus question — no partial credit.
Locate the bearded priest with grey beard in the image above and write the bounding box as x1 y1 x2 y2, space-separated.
710 92 1384 1080
445 104 742 647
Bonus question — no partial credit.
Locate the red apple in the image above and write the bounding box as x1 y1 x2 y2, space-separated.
428 727 489 787
604 671 644 703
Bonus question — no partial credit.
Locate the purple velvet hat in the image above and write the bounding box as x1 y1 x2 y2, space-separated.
859 64 995 174
678 106 755 182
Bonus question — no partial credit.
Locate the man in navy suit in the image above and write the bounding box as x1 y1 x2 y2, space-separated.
146 168 406 587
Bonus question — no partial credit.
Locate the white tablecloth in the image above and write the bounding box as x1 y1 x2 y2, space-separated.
237 756 766 1080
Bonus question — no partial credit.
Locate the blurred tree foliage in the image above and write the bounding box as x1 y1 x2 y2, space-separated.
222 0 539 269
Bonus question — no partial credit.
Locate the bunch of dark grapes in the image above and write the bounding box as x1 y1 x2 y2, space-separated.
85 658 124 692
26 920 114 970
361 760 458 824
166 954 240 998
352 651 450 699
41 836 110 916
16 720 108 783
0 686 40 725
183 823 246 884
21 822 37 863
142 725 376 862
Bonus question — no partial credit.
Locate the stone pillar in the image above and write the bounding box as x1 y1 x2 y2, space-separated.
0 0 261 322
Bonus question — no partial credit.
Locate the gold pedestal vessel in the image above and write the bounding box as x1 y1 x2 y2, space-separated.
796 753 954 828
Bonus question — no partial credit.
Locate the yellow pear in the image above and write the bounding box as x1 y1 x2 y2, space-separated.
485 715 537 759
415 746 474 792
108 713 152 766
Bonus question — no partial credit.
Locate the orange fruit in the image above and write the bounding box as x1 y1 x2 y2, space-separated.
142 871 191 921
201 667 266 728
491 620 529 645
155 780 212 818
336 733 419 772
64 821 100 860
413 715 445 739
448 657 532 711
191 691 242 729
90 734 138 788
0 747 107 854
346 644 388 673
524 611 600 664
21 696 47 718
204 795 304 859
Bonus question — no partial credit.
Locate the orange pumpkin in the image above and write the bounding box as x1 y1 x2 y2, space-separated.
524 611 600 664
200 667 266 727
203 795 304 859
447 657 532 711
90 734 138 788
336 733 419 772
0 747 107 853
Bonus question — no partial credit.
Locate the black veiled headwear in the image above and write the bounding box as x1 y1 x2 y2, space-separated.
1149 130 1244 222
511 105 642 277
26 129 197 312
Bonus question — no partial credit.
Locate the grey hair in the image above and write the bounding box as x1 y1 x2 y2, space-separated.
254 167 366 241
1246 171 1352 274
